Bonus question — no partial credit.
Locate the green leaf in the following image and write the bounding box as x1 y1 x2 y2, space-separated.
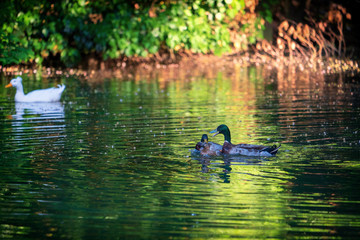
148 45 158 54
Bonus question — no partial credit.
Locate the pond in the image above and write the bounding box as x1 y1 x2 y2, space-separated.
1 64 360 239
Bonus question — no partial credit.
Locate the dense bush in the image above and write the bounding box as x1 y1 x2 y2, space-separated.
0 0 269 67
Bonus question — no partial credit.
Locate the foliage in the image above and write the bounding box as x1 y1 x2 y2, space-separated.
0 0 270 67
0 32 34 65
256 3 350 61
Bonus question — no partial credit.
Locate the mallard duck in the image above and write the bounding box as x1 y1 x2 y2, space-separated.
5 77 65 102
210 124 281 156
195 134 222 156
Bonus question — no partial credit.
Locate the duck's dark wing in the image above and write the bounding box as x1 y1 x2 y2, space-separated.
260 144 281 155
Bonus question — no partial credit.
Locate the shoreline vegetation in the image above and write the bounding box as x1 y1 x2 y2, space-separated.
1 0 360 80
2 54 358 83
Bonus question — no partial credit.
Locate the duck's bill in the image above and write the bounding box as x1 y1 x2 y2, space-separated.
210 129 219 137
5 83 12 88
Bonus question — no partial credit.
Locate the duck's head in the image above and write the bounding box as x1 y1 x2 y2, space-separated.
5 77 22 89
210 124 231 143
195 134 209 151
201 134 209 143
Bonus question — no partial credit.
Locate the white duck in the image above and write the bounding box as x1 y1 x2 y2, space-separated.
5 76 65 102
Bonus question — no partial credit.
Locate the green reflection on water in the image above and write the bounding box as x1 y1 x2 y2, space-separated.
0 66 360 239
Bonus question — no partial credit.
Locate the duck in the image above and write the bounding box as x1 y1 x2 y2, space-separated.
5 76 65 102
195 134 223 156
210 124 281 157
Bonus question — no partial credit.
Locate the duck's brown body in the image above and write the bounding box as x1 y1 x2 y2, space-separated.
196 141 222 156
195 134 222 156
210 125 281 157
222 141 280 156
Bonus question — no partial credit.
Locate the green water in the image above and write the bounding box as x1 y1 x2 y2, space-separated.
1 66 360 239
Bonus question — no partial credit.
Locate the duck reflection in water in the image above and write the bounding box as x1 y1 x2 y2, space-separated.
192 156 232 183
193 155 264 183
12 102 65 122
10 102 65 139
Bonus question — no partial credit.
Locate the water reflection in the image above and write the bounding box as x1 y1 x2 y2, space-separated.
192 154 274 184
10 102 65 145
12 102 64 122
0 67 359 239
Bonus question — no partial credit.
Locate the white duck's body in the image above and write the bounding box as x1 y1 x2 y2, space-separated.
6 77 65 102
